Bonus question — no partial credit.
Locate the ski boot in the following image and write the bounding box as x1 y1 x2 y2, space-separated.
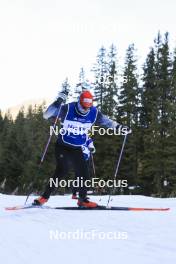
77 197 97 208
32 196 48 206
72 194 78 200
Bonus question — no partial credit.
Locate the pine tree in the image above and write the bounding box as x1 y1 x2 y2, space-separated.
74 68 86 100
104 44 118 118
79 67 85 83
160 39 176 195
0 110 3 131
91 45 119 191
117 44 140 191
162 45 176 195
154 32 172 195
0 111 18 193
140 47 159 195
140 32 173 196
92 46 108 111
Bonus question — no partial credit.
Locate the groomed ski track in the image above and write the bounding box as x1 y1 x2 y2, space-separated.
1 194 176 264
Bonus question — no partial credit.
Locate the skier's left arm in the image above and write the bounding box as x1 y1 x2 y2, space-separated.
95 110 131 133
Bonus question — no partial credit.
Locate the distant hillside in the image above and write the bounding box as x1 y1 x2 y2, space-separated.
2 98 52 119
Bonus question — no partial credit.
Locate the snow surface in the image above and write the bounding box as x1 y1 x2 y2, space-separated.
0 194 176 264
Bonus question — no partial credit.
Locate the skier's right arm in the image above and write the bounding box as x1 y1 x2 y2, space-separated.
43 103 61 120
43 91 68 120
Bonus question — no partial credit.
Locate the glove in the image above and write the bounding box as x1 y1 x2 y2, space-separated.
121 125 132 135
56 81 70 103
57 91 68 103
53 82 70 107
53 90 69 108
88 145 96 154
87 139 96 154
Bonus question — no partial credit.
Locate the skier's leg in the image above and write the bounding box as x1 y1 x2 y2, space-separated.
71 159 82 199
73 149 97 208
71 149 97 207
42 143 69 199
72 185 78 199
71 148 90 199
33 143 69 205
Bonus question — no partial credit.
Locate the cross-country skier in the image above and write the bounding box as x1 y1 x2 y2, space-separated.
33 83 130 208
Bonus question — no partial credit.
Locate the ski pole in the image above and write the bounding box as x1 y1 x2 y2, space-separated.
90 153 102 201
40 107 61 165
24 106 62 204
106 133 128 207
90 153 96 177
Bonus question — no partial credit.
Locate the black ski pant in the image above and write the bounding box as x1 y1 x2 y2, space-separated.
42 142 90 199
72 158 91 196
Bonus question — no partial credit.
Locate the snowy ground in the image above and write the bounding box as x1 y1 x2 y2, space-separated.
0 194 176 264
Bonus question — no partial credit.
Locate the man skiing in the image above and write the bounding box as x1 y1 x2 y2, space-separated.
33 83 130 208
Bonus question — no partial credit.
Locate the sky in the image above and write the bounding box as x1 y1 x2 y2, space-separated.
0 0 176 110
